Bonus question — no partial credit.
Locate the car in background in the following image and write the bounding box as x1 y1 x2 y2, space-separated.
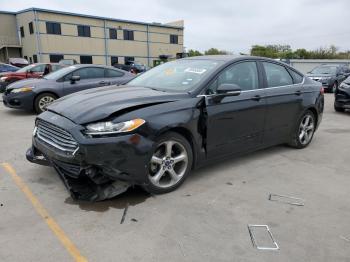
3 64 134 113
0 63 64 92
306 64 348 93
59 59 78 66
8 57 29 68
26 56 324 201
0 63 19 73
113 62 148 74
334 76 350 112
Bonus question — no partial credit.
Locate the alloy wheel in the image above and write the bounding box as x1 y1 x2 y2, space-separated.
298 114 315 145
148 140 188 188
38 96 55 112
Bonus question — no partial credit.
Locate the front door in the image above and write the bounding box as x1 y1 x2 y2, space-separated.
205 61 266 159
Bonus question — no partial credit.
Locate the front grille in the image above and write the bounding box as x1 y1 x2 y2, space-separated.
36 120 78 154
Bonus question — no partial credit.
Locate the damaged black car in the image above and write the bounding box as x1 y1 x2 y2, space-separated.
26 56 324 201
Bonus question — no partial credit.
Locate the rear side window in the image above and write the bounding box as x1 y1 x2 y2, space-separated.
30 64 46 72
72 67 105 80
105 69 124 77
288 69 303 84
263 62 293 87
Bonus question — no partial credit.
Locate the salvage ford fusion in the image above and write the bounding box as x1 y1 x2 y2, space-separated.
26 56 324 201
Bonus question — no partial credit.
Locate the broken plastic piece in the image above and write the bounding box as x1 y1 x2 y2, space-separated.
248 225 279 250
268 193 305 206
120 203 129 224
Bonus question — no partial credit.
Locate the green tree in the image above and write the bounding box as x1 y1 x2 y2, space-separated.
204 48 230 55
187 49 203 57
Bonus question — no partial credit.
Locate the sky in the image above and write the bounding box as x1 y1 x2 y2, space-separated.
1 0 349 54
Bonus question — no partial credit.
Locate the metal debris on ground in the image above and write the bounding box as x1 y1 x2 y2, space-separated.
340 235 350 242
268 193 305 206
120 203 129 224
130 218 138 222
226 182 233 185
247 224 279 250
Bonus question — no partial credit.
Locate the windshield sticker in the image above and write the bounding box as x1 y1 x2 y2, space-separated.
184 68 207 74
165 68 175 76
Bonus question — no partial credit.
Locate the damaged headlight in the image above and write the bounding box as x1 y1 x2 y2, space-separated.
11 86 35 93
85 118 145 135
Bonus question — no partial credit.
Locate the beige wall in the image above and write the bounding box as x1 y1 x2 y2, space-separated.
16 11 37 62
0 13 19 44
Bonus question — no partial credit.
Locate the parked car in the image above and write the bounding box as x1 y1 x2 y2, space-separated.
306 64 348 93
334 76 350 112
0 63 19 73
59 59 78 66
113 62 147 74
3 64 134 113
26 56 324 201
0 63 64 92
8 57 29 68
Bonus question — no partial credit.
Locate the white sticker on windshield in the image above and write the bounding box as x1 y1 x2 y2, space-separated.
184 68 207 74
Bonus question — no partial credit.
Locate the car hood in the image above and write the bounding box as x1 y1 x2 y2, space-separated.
6 78 48 90
47 85 189 124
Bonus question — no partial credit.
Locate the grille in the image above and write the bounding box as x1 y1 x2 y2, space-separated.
36 120 78 153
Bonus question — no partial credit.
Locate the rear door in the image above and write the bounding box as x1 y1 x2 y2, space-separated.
62 67 106 95
261 61 304 145
205 60 267 158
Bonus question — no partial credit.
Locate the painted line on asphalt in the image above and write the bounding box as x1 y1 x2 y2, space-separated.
1 163 88 262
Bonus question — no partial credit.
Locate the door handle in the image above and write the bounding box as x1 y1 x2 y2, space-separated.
98 81 109 85
295 90 302 96
251 95 261 101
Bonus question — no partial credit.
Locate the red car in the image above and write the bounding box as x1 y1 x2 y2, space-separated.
0 63 64 92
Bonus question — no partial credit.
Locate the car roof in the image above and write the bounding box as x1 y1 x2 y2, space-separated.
183 55 285 63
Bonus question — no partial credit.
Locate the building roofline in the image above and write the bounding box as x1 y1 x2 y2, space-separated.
3 7 183 30
0 10 17 15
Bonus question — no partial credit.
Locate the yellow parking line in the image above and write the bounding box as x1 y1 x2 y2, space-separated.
1 163 88 262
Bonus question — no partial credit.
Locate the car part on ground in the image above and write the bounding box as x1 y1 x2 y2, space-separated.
2 64 134 113
26 56 324 201
247 225 279 250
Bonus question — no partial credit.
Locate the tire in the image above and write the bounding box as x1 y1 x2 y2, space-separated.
334 103 345 112
34 93 57 114
288 110 316 149
143 132 193 194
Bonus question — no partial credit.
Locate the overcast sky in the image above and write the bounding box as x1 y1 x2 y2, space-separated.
2 0 349 54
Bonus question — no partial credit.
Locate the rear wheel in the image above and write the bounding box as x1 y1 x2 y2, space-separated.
289 110 316 149
34 93 57 114
143 132 193 194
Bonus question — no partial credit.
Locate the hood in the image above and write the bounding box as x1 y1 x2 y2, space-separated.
47 85 189 124
6 78 52 90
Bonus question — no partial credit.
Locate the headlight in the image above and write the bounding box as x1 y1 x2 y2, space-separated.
85 118 146 135
0 76 8 82
11 86 34 93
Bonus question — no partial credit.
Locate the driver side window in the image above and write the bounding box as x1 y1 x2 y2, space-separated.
206 61 259 94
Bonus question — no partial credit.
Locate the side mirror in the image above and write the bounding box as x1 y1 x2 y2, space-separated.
212 84 241 102
70 75 80 83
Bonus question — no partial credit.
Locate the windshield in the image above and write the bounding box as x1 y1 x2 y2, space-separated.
43 66 77 80
311 66 337 74
16 64 36 73
127 59 224 92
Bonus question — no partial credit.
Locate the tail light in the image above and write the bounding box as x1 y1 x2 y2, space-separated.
320 87 324 95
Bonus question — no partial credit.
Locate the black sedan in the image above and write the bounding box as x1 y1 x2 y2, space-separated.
26 56 324 201
3 65 134 113
334 76 350 112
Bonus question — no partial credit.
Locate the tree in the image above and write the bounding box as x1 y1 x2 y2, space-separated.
204 48 230 55
187 49 203 57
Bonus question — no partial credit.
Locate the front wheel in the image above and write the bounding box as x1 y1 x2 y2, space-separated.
34 93 57 114
334 103 345 112
289 111 316 149
143 132 193 194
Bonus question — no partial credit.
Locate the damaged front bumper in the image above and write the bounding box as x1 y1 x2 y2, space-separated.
26 111 155 201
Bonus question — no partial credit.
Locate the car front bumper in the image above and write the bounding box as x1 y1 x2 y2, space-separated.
0 81 8 93
2 91 35 111
335 88 350 109
26 111 155 201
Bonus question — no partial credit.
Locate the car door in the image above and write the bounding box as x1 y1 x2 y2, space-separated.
260 61 304 145
62 67 106 95
205 60 267 159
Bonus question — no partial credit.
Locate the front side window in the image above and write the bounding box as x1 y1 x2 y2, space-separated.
72 67 105 80
30 64 46 72
46 22 61 35
263 62 293 87
128 59 224 92
78 25 91 37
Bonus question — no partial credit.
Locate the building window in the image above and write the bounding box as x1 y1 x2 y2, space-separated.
46 22 61 35
124 57 134 65
123 30 134 41
78 25 91 37
24 56 28 60
29 22 34 34
50 54 64 63
33 55 38 63
170 35 178 44
111 56 118 66
29 57 33 64
109 28 117 39
20 27 25 38
80 56 93 64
